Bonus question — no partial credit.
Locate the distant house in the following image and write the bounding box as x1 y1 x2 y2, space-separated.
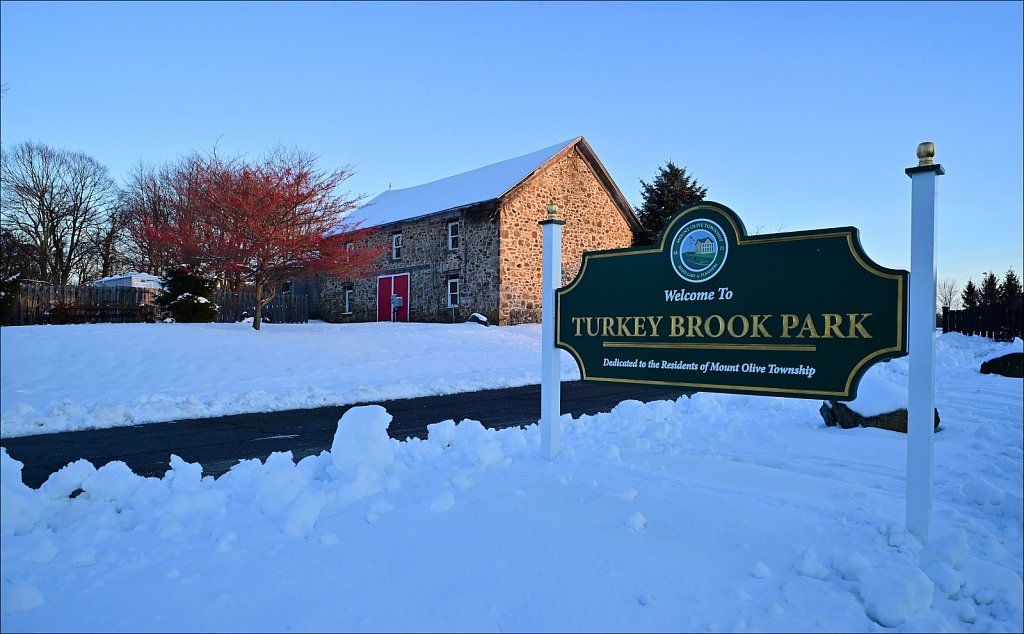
92 273 162 289
320 136 641 325
694 237 715 254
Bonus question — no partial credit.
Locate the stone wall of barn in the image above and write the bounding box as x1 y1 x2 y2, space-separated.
497 148 635 325
320 204 502 324
460 205 502 323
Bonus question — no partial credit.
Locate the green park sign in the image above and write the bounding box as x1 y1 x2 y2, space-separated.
555 202 908 400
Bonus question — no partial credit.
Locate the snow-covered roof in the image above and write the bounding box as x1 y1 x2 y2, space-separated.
340 138 580 230
92 273 162 288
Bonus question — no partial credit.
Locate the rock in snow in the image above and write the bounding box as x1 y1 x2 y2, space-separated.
980 352 1023 377
819 400 940 433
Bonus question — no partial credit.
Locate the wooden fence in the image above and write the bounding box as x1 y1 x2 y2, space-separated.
213 292 308 324
4 283 308 326
7 284 160 326
942 304 1023 341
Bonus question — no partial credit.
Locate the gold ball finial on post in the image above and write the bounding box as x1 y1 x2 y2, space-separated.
916 142 936 167
546 203 559 221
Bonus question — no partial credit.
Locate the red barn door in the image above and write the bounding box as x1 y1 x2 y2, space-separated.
376 274 410 322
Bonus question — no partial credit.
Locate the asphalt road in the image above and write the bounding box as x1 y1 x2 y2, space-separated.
1 381 691 488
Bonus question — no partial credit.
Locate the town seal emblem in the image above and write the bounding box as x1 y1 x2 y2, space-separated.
670 218 728 282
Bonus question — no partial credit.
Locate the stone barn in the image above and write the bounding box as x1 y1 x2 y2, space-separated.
320 136 640 325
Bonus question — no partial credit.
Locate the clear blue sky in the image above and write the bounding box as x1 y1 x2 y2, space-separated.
2 1 1021 286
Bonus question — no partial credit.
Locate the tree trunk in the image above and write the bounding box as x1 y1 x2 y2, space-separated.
253 281 263 331
252 280 276 331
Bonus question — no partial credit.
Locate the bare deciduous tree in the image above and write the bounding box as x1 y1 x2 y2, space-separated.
936 277 960 311
118 161 178 275
1 141 119 284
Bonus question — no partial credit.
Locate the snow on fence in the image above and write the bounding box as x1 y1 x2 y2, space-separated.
941 303 1023 341
5 283 309 326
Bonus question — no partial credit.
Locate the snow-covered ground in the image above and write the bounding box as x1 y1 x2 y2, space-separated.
1 323 1022 632
1 321 581 439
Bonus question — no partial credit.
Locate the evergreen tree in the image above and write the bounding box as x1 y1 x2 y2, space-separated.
979 272 1000 307
0 231 25 324
0 273 21 325
961 279 980 309
998 267 1022 306
156 264 218 323
633 161 708 246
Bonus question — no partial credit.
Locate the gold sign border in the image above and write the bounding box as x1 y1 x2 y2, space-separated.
555 202 907 399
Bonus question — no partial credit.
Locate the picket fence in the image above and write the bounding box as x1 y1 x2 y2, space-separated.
4 283 308 326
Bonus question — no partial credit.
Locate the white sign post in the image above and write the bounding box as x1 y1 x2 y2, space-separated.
906 142 945 543
540 203 564 460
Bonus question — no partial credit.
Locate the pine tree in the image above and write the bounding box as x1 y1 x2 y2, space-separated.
633 161 708 246
998 267 1022 306
0 273 21 325
961 279 980 309
980 272 1000 307
155 264 218 323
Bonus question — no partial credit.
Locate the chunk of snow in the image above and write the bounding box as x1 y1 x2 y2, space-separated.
331 405 395 473
857 565 935 627
624 512 647 531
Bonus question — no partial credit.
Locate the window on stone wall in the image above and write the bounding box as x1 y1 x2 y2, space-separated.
446 277 460 308
343 287 354 314
391 233 403 260
447 221 460 251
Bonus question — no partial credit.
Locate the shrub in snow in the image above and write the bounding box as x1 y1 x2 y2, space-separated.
156 265 218 323
0 273 21 325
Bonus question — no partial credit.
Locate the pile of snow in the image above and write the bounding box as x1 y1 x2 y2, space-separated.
1 331 1021 631
847 336 1023 417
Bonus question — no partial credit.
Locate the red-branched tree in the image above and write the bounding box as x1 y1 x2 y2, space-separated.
138 155 214 275
147 149 380 330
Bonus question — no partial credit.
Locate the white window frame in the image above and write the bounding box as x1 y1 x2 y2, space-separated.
446 277 460 308
447 220 460 251
391 233 403 260
343 287 354 315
